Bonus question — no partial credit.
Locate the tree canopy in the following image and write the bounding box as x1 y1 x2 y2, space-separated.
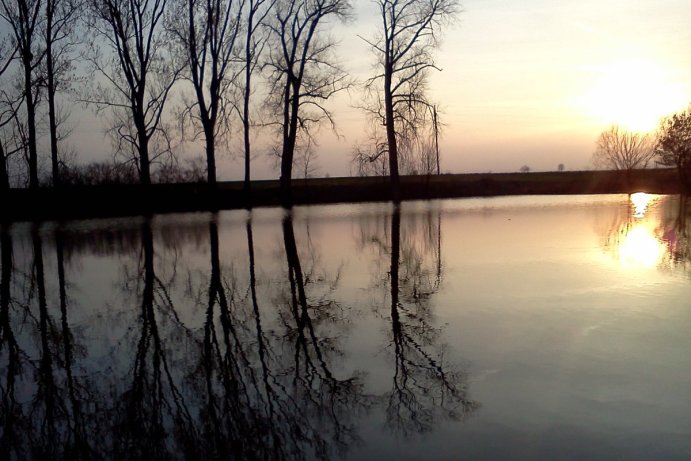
592 125 657 172
657 107 691 188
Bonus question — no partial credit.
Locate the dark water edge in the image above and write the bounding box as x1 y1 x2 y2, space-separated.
0 169 681 222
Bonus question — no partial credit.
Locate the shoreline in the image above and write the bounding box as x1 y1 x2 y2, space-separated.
0 169 682 223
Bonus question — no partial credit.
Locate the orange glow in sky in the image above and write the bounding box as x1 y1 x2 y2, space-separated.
67 0 691 178
578 59 688 133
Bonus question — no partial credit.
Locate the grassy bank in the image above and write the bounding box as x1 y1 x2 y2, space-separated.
0 169 681 222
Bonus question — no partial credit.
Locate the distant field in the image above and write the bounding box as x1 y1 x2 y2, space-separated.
0 169 682 222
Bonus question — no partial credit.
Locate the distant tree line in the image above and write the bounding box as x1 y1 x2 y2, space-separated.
0 0 459 204
592 108 691 191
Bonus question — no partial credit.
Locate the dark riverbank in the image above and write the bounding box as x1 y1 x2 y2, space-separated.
0 169 682 222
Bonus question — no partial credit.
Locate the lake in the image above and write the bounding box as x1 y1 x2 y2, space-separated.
1 194 690 460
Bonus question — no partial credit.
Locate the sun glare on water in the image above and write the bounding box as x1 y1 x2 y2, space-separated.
617 193 665 269
582 59 687 133
619 225 664 269
630 192 655 218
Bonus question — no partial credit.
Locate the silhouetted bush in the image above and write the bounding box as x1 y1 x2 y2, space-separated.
151 158 206 184
58 161 139 186
57 158 207 187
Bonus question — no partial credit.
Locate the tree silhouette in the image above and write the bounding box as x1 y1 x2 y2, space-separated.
360 0 459 200
265 0 351 205
592 125 656 184
0 87 25 191
0 32 21 191
43 0 81 187
657 107 691 190
0 0 43 189
173 0 243 187
240 0 275 195
85 0 181 185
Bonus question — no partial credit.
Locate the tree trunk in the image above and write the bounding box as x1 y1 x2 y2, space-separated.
24 55 39 189
48 73 60 187
280 79 299 207
137 114 151 185
46 2 60 187
205 124 216 187
134 85 151 185
0 143 9 191
384 62 400 203
433 106 440 175
242 20 253 197
139 138 151 185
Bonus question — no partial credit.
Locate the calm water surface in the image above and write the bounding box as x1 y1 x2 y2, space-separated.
1 194 690 460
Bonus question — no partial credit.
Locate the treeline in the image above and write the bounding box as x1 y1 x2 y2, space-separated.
591 107 691 191
0 0 459 204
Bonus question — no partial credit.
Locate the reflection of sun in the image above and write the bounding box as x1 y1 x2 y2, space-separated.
630 192 656 218
619 225 664 269
582 59 687 133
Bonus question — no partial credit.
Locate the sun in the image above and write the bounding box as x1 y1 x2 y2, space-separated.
581 59 687 133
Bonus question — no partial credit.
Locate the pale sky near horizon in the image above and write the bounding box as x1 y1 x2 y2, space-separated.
66 0 691 179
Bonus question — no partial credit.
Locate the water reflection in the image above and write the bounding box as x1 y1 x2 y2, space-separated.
600 193 667 270
7 195 691 459
0 206 476 459
0 224 95 459
354 205 477 434
619 225 665 268
661 195 691 271
596 193 691 273
630 192 655 218
386 207 477 434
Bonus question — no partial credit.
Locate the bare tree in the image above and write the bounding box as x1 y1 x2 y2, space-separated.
43 0 81 187
592 125 657 178
351 123 388 176
360 0 459 201
0 0 44 189
269 133 318 178
657 107 691 189
294 136 317 178
265 0 351 205
352 103 442 177
85 0 181 185
172 0 243 187
239 0 274 194
0 35 21 190
0 91 26 190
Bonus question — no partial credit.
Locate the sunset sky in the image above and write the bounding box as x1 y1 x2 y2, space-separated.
69 0 691 179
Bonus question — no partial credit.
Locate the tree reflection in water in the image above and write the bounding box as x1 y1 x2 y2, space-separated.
0 225 96 459
0 224 24 457
386 206 477 435
113 220 198 459
279 213 366 458
599 194 691 271
662 195 691 269
0 207 476 458
354 205 476 434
